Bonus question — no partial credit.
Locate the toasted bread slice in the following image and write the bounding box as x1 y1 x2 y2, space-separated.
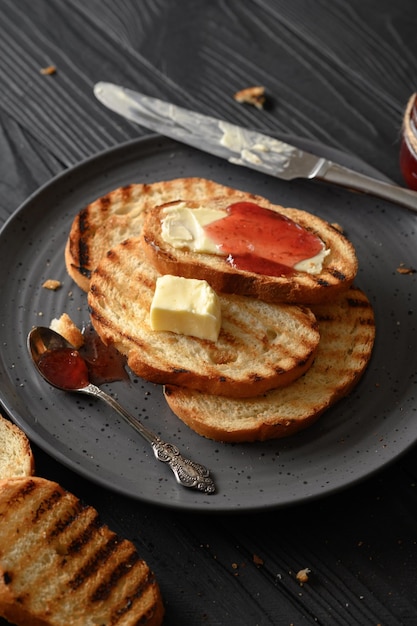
142 196 358 304
65 177 256 292
0 476 164 626
88 239 320 398
163 286 375 441
0 414 34 479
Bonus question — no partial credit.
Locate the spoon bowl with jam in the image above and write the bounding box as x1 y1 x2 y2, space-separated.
27 326 215 494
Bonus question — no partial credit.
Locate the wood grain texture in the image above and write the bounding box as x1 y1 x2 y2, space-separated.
1 0 416 177
1 1 417 624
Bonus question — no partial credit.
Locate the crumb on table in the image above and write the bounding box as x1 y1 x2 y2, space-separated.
296 568 311 584
40 65 57 75
233 86 266 109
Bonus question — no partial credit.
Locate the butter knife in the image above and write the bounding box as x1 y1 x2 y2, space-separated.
94 81 417 213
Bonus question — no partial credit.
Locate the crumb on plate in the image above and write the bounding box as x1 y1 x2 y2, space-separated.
42 279 62 291
397 264 416 275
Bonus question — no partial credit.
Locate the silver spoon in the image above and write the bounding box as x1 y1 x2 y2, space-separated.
27 326 215 494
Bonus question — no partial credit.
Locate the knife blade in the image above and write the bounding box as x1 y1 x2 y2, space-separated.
94 81 417 213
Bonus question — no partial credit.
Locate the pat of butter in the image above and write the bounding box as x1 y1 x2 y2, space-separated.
294 247 330 274
161 203 226 254
150 275 222 342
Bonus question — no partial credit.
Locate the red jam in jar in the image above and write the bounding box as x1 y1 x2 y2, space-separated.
204 202 324 276
400 93 417 191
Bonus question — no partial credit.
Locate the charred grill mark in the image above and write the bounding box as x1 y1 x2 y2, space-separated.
314 313 335 323
3 572 12 585
77 265 92 279
328 268 347 281
47 501 87 539
121 183 137 201
69 535 120 590
360 317 375 327
110 571 156 624
352 297 375 326
76 208 93 272
3 479 36 510
99 196 111 211
77 241 92 277
77 210 92 273
76 195 112 271
105 248 118 261
347 297 372 309
33 489 62 523
78 207 90 234
91 550 141 602
66 510 101 555
275 367 286 375
317 277 330 287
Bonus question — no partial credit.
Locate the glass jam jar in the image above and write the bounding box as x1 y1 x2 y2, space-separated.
400 93 417 190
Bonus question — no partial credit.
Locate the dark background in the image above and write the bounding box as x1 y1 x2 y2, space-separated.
1 1 417 624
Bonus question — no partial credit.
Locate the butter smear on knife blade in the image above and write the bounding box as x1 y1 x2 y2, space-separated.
219 120 297 172
93 82 417 212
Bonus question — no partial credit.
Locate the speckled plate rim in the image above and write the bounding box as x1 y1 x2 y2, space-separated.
1 133 417 514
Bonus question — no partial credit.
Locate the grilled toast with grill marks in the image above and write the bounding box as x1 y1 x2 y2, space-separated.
0 476 164 626
0 414 34 479
142 196 358 304
65 177 256 292
163 286 376 442
88 239 321 398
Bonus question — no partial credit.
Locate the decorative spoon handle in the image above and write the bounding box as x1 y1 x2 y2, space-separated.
83 384 216 494
151 440 215 493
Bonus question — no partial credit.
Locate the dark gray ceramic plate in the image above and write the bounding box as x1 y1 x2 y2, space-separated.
1 134 416 513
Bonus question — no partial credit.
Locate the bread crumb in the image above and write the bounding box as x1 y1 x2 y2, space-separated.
40 65 57 75
50 313 84 349
253 554 264 566
296 568 311 584
42 279 62 291
233 86 266 109
397 264 416 275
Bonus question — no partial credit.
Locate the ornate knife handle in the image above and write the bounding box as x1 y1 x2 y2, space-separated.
152 440 216 494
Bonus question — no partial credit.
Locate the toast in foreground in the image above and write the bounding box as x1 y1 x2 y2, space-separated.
0 414 34 479
88 240 321 398
0 476 164 626
164 286 375 442
65 177 255 292
142 196 358 304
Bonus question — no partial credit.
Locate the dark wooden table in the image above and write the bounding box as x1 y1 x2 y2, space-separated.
1 1 417 624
